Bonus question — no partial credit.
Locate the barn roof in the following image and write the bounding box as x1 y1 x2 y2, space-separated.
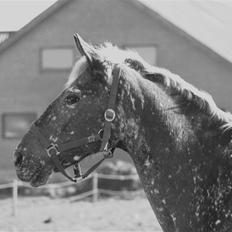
138 0 232 64
0 0 231 65
0 0 72 55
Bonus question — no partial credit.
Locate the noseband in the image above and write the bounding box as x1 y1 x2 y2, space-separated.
30 67 121 182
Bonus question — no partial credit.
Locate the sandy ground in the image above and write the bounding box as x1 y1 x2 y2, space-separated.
0 196 162 232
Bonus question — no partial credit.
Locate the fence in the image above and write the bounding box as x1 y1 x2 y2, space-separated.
0 172 139 216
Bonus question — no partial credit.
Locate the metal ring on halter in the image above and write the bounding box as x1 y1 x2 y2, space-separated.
104 109 116 122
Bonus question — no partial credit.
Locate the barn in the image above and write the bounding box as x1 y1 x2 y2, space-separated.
0 0 231 182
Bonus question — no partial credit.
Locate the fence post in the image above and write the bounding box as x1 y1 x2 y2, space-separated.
92 173 98 202
12 179 18 216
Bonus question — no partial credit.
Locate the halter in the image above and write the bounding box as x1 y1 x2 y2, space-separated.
30 67 121 182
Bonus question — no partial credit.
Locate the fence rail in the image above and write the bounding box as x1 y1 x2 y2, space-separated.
0 182 14 189
0 172 138 216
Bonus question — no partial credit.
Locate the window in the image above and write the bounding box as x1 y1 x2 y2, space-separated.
41 48 74 70
126 46 157 65
2 113 37 139
0 33 9 44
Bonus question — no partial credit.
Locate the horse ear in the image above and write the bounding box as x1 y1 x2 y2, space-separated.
73 33 98 67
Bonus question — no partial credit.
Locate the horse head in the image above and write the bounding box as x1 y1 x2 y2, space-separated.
13 34 138 187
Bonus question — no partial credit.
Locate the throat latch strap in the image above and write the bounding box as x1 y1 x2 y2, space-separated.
79 149 113 179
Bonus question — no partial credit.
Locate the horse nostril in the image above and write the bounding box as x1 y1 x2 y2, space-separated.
14 151 24 167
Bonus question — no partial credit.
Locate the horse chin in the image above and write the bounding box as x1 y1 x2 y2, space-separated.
30 167 53 187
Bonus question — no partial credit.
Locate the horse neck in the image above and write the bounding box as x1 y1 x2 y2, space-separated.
116 71 199 160
115 72 232 232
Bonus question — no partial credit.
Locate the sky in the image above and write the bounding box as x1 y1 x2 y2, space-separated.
0 0 56 31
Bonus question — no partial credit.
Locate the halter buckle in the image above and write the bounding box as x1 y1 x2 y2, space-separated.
46 143 60 157
104 109 115 122
87 135 96 143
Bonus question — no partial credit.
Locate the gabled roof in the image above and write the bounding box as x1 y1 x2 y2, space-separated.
0 0 231 66
0 1 56 32
137 0 232 64
0 0 72 55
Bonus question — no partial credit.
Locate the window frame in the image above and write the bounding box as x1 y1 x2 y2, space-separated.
39 46 75 72
2 112 37 140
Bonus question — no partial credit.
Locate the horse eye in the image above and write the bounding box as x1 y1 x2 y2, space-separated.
65 93 80 105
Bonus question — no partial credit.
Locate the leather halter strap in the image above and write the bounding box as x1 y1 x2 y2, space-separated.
30 67 121 182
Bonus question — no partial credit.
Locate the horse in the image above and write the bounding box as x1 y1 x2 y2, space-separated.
13 33 232 232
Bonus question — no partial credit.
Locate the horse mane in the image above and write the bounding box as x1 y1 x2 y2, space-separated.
144 65 232 133
67 42 232 133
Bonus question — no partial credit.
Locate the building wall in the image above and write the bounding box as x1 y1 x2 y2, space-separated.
0 0 232 180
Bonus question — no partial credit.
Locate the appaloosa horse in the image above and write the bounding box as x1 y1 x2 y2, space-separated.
14 34 232 232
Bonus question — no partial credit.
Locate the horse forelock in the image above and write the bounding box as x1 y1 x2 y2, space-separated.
97 43 148 69
65 56 88 88
65 43 148 88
